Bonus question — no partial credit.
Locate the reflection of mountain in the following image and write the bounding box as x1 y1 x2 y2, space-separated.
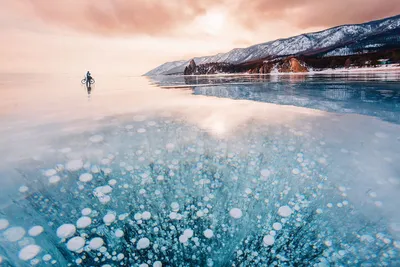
189 81 400 124
145 15 400 76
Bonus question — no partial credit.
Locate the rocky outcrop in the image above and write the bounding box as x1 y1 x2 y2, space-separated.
184 59 197 75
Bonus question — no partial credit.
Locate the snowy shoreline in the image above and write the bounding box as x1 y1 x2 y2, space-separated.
154 64 400 77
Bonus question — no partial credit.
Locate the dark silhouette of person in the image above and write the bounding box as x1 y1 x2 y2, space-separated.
86 71 92 87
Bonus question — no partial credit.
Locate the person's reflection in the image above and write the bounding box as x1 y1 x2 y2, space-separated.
86 84 92 98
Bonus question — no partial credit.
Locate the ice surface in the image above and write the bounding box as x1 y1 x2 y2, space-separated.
0 76 399 266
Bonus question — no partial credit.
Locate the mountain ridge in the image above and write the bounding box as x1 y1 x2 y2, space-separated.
144 14 400 76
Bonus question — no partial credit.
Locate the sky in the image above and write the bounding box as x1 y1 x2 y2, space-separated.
1 0 399 75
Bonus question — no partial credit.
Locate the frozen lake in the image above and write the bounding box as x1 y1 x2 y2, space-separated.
0 73 399 266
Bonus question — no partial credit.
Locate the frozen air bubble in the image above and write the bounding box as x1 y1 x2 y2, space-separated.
28 226 44 237
81 208 92 216
76 217 92 229
19 186 29 193
42 254 52 261
108 179 117 186
142 211 151 220
49 176 61 184
89 237 104 250
324 240 332 247
103 213 116 225
203 229 213 239
375 132 388 138
183 229 194 238
18 245 41 261
137 238 150 249
137 128 146 133
229 208 243 219
153 261 162 267
89 135 104 143
263 235 275 246
66 159 83 172
67 236 85 252
179 235 188 243
56 224 76 239
0 219 9 230
166 143 175 151
44 169 57 177
171 202 179 211
4 227 26 242
273 223 282 231
278 206 293 217
292 169 300 175
115 229 124 238
261 169 271 177
79 173 93 183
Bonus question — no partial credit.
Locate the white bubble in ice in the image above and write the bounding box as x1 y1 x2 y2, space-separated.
4 227 26 242
292 168 300 175
76 217 92 229
18 245 41 261
81 208 92 216
108 179 117 186
100 185 112 194
42 254 52 261
134 213 142 220
103 213 116 225
273 223 282 231
115 253 124 261
245 188 252 195
229 208 243 219
28 226 44 236
67 236 85 252
49 176 61 184
375 132 388 138
324 240 332 247
89 237 104 250
171 202 179 211
19 185 29 193
44 169 57 177
137 128 146 133
260 169 271 177
203 229 213 239
56 224 76 239
89 135 104 143
169 212 177 220
318 158 327 164
183 229 194 238
263 235 275 246
137 238 150 249
0 219 9 230
79 173 93 183
91 165 100 173
115 229 124 238
142 211 151 220
179 235 188 243
278 206 293 217
140 264 149 267
66 159 83 172
166 143 175 151
153 261 162 267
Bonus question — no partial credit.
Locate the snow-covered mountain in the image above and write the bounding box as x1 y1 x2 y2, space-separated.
144 14 400 76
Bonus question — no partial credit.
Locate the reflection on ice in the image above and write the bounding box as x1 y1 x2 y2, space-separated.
0 115 399 266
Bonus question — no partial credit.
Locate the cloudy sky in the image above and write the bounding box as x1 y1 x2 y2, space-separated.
1 0 399 75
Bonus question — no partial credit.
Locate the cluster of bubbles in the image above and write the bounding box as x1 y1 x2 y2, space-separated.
0 115 398 266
